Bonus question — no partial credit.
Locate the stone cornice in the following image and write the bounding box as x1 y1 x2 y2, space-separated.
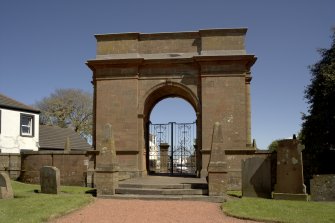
86 54 257 71
94 28 248 41
199 28 247 36
194 55 257 68
245 74 253 84
86 58 143 71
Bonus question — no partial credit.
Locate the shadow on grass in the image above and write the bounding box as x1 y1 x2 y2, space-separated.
85 189 97 196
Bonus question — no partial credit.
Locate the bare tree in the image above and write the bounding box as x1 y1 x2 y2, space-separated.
35 88 93 142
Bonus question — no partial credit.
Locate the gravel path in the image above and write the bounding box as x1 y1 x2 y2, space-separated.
50 199 260 223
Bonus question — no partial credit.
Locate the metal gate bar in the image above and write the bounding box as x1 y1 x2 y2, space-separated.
148 121 196 176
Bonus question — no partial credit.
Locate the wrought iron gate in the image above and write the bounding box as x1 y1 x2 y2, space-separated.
148 122 196 176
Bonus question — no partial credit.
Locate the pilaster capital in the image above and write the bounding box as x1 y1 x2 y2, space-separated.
245 74 252 84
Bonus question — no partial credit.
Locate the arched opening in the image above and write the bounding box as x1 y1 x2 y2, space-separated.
142 82 201 177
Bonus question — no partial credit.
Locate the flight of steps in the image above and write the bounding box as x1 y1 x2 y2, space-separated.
99 177 226 203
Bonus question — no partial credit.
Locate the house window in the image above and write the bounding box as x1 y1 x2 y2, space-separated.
20 114 34 137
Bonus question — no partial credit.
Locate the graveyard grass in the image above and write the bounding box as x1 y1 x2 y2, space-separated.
0 181 94 223
222 196 335 223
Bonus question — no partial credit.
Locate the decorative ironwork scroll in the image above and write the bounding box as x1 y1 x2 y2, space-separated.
148 122 196 176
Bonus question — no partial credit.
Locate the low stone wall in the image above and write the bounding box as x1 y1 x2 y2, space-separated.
0 153 21 179
225 149 275 190
20 150 97 187
242 157 272 198
310 175 335 201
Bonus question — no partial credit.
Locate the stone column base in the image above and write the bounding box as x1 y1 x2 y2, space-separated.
208 172 228 196
94 170 119 196
272 192 308 201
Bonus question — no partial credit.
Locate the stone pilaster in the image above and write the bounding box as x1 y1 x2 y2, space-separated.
245 74 252 147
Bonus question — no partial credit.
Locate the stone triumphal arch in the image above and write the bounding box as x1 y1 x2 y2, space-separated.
87 28 257 185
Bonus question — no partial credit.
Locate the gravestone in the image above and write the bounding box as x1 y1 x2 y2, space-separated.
94 123 119 196
40 166 60 194
310 175 335 201
207 122 228 196
242 157 271 198
272 139 308 200
0 172 14 199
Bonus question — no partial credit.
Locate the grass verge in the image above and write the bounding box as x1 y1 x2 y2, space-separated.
226 190 242 198
222 197 335 223
0 181 94 223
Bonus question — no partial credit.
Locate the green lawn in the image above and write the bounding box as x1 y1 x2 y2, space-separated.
0 181 94 223
222 196 335 223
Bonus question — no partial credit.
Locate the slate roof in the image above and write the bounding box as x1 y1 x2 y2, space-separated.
0 93 40 113
39 125 91 151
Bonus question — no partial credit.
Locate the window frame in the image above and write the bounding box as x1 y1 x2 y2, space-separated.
20 113 34 137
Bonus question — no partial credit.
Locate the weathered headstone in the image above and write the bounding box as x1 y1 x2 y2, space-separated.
242 157 271 198
273 139 308 200
94 123 119 196
160 143 169 173
207 122 228 196
40 166 60 194
310 175 335 201
0 172 14 199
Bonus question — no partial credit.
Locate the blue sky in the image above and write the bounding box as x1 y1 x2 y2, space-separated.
0 1 334 149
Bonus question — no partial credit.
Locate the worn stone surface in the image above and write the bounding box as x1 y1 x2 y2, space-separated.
40 166 60 194
273 139 308 200
19 151 95 186
0 172 14 199
97 124 118 166
310 175 335 201
207 122 228 196
242 157 271 198
0 154 21 180
95 123 119 196
87 29 257 186
159 143 169 173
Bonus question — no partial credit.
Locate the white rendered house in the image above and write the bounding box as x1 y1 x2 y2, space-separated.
0 93 40 153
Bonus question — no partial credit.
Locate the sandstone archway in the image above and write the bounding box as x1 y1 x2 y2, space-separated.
87 28 257 185
143 82 201 176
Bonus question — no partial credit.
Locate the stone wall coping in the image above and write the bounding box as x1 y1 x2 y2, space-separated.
0 153 21 156
115 150 139 155
200 149 272 155
94 28 248 41
254 150 273 154
20 150 97 155
312 174 335 177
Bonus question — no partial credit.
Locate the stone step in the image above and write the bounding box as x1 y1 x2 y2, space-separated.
99 194 227 203
118 183 208 190
115 187 208 196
